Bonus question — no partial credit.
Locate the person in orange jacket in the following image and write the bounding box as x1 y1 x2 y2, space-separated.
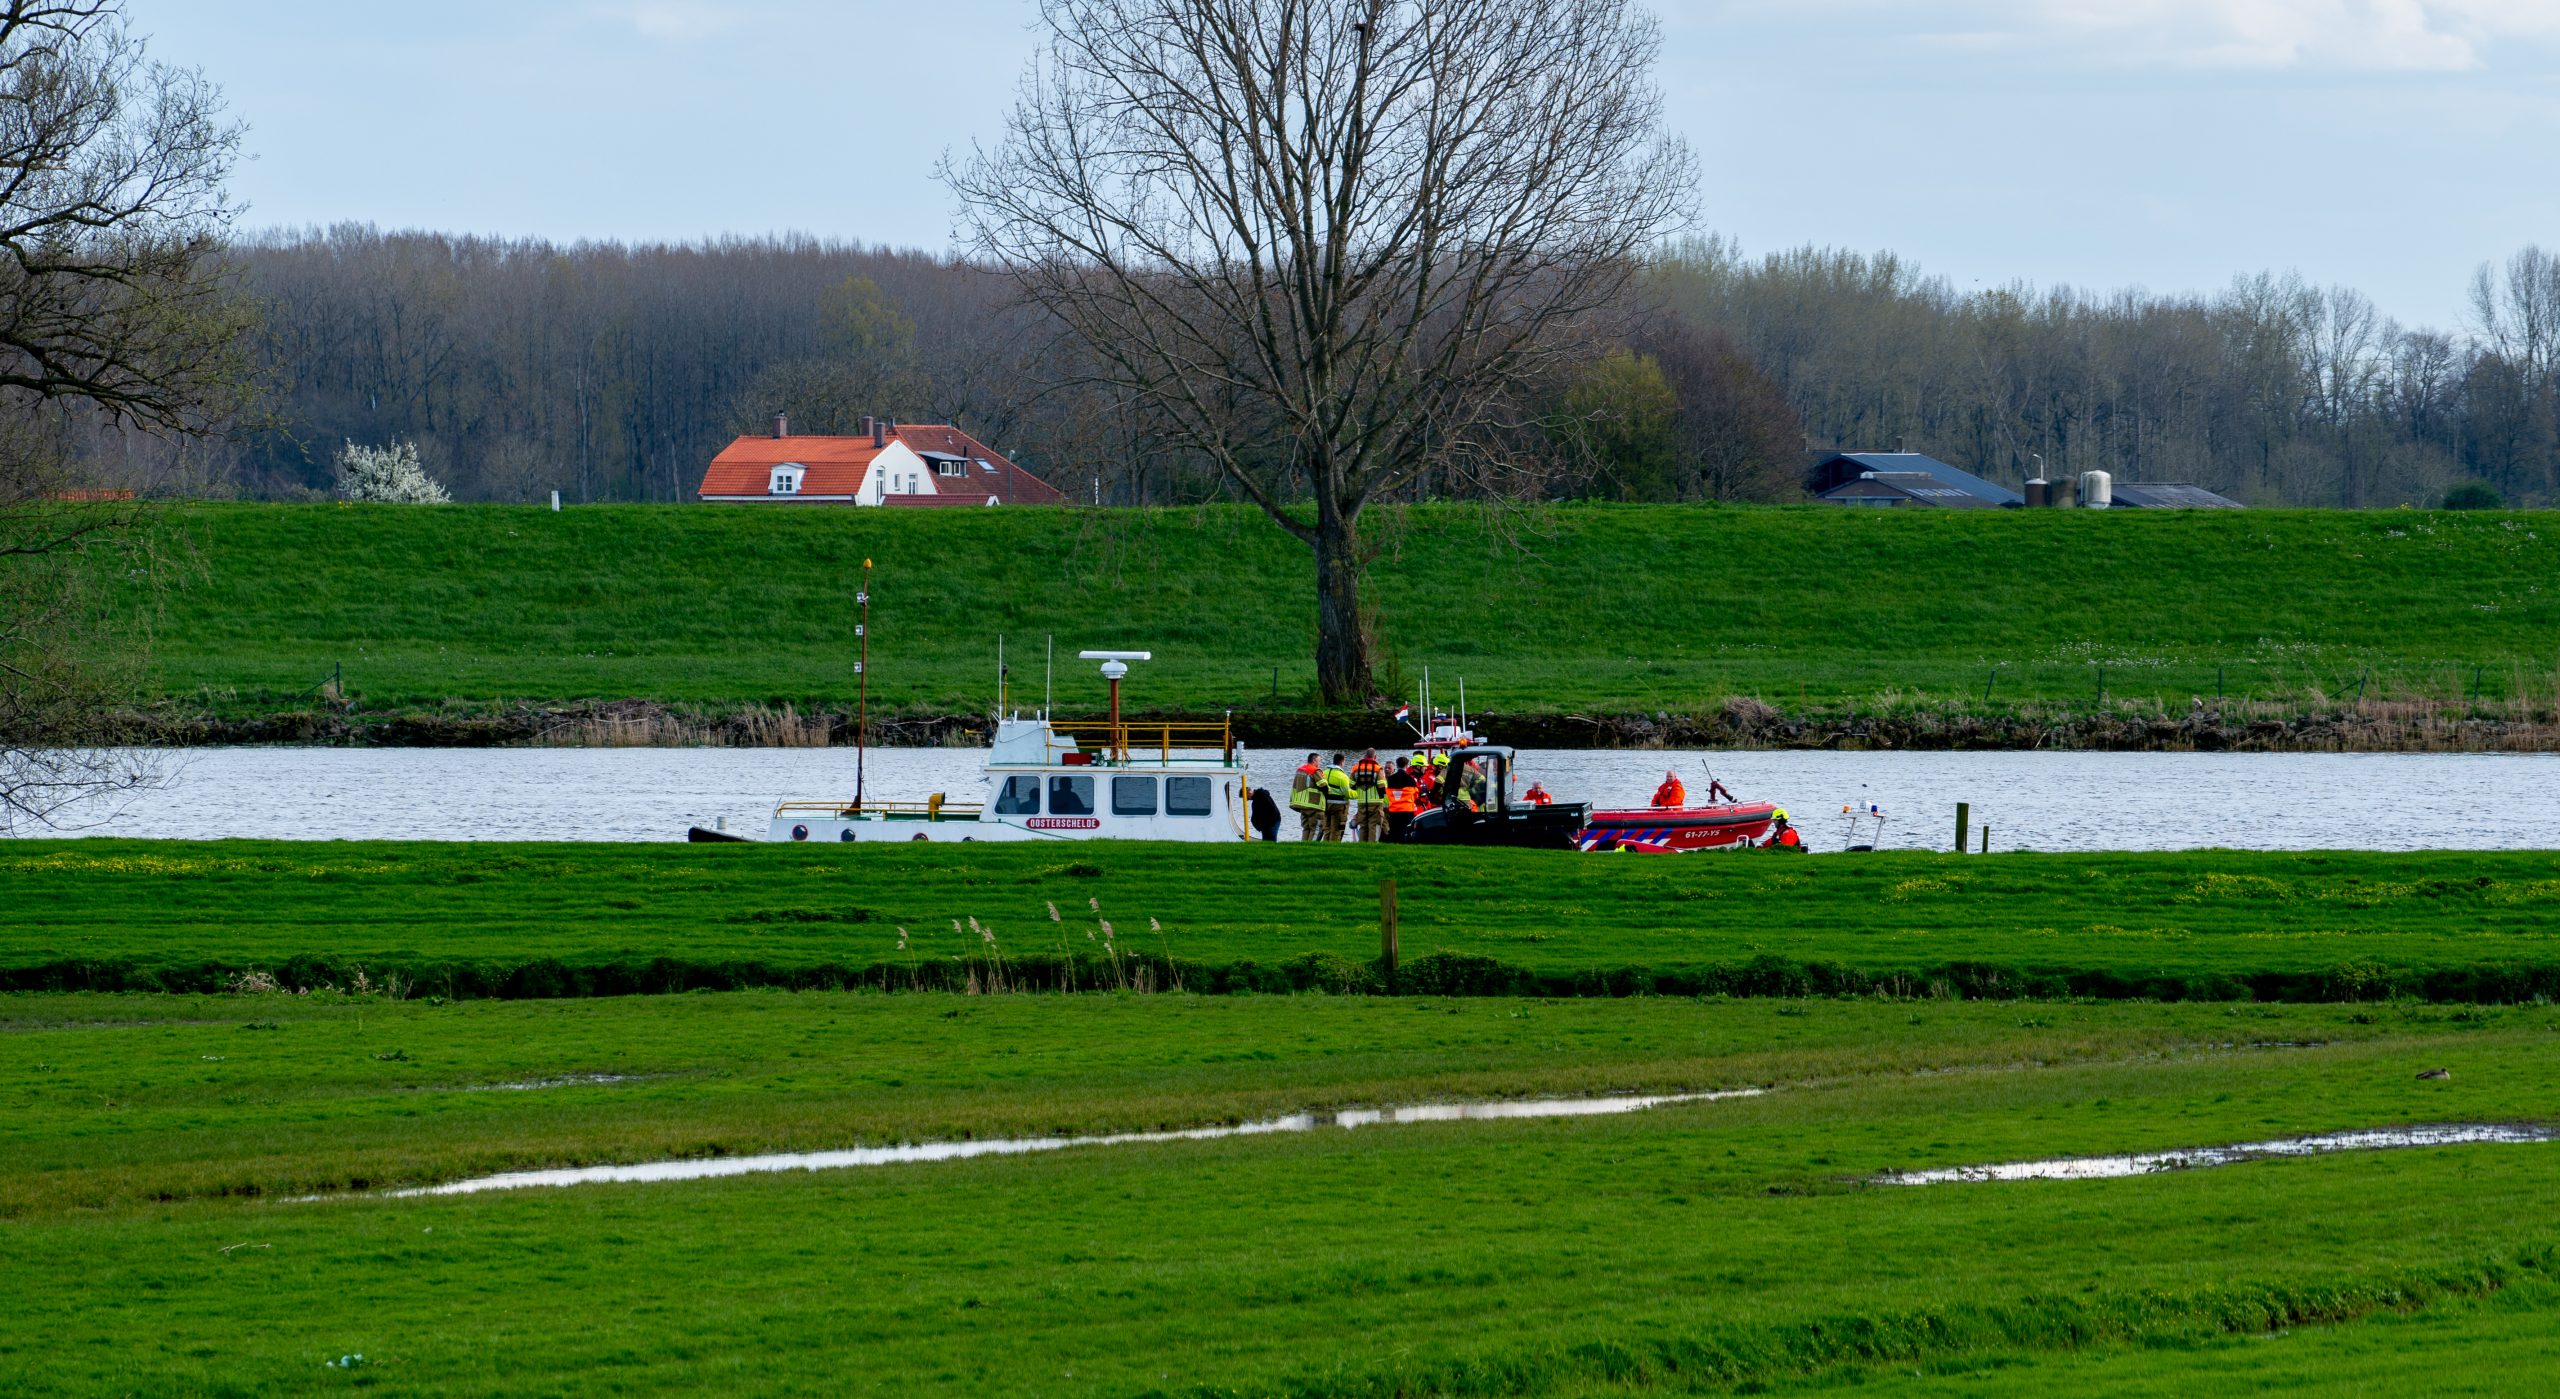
1385 757 1421 839
1523 781 1553 806
1650 770 1687 809
1762 811 1803 849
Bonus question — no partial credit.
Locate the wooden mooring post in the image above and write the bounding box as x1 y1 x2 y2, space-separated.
1954 802 1971 854
1980 825 1991 854
1380 878 1399 987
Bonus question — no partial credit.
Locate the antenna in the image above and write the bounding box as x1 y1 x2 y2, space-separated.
855 558 872 812
1078 651 1151 762
1043 635 1053 719
996 634 1007 715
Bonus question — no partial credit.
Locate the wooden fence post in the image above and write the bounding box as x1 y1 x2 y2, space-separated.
1380 878 1399 989
1954 802 1970 854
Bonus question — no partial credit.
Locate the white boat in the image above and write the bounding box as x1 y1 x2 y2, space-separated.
765 652 1250 843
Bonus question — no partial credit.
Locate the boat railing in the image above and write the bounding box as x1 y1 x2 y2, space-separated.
1047 715 1236 766
774 797 985 822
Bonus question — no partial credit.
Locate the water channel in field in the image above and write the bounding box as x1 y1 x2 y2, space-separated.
16 745 2560 851
370 1088 1765 1198
1875 1124 2559 1185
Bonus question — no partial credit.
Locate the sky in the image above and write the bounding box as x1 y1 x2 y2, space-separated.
134 0 2560 330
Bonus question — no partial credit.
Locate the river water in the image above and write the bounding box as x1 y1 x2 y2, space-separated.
17 746 2560 851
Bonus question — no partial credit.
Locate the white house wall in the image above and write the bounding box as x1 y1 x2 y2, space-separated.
858 441 935 504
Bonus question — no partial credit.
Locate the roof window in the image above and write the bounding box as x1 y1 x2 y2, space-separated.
769 463 805 495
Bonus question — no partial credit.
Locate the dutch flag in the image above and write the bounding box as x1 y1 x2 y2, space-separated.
1394 704 1412 723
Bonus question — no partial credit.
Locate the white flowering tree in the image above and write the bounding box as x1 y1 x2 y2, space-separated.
336 439 450 503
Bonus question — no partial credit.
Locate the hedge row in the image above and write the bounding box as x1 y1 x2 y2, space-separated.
11 949 2560 1004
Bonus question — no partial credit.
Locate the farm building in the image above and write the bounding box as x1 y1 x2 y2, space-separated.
2110 481 2245 509
1810 452 2022 509
696 416 1066 507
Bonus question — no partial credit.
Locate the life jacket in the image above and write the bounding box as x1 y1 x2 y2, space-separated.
1290 764 1325 812
1351 758 1383 787
1387 785 1418 814
1771 825 1802 848
1525 787 1552 806
1651 779 1686 809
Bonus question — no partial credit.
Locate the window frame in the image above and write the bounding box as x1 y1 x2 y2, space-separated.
993 775 1041 815
1165 775 1214 817
1047 774 1096 816
1111 774 1158 817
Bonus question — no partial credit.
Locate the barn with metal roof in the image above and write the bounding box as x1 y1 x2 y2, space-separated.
1810 452 2022 508
2111 482 2245 509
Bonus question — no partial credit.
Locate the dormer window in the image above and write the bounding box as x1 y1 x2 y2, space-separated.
769 463 805 495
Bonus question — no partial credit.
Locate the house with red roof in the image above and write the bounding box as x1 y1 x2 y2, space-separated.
696 415 1066 507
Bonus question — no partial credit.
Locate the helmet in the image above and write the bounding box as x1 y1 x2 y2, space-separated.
1773 808 1788 820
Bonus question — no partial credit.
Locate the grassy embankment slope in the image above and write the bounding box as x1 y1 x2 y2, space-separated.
4 991 2557 1393
12 842 2560 1001
139 501 2560 722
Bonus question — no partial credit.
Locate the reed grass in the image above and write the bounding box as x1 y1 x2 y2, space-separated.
11 841 2560 1004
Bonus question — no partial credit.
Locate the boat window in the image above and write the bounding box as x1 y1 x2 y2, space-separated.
1112 775 1157 816
1166 775 1213 816
1048 774 1095 816
994 775 1041 814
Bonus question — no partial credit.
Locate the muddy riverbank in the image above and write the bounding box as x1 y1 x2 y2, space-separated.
81 693 2560 753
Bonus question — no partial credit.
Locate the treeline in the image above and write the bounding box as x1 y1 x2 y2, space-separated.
174 226 2560 507
1655 238 2560 508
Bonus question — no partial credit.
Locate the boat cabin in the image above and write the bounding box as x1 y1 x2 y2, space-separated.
770 713 1248 843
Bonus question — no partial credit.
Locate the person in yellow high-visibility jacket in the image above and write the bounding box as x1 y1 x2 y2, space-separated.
1288 753 1326 842
1321 755 1355 842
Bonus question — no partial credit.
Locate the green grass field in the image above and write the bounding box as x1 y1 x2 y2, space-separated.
132 502 2560 717
11 842 2560 1002
5 991 2556 1394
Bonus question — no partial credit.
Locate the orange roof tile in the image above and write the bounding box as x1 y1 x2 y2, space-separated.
697 436 887 497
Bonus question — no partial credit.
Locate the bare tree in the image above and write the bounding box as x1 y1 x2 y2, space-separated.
2471 246 2560 391
947 0 1693 701
0 0 245 829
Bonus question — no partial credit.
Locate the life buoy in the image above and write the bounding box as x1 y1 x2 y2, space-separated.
790 823 810 841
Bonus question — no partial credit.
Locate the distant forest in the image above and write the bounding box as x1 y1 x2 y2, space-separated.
170 226 2560 508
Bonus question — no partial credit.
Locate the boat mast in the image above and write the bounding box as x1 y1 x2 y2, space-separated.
855 558 871 812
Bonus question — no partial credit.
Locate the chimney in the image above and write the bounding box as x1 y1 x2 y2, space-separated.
858 415 873 439
871 416 887 449
772 413 789 440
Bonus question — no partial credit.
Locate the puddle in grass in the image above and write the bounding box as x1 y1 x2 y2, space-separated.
1877 1123 2556 1185
381 1089 1764 1198
459 1074 643 1092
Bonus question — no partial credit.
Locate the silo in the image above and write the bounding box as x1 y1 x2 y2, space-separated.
2078 470 2113 509
2024 478 2052 508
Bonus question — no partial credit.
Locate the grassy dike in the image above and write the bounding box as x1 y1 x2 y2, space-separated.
11 842 2560 1002
4 991 2557 1394
120 502 2560 742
